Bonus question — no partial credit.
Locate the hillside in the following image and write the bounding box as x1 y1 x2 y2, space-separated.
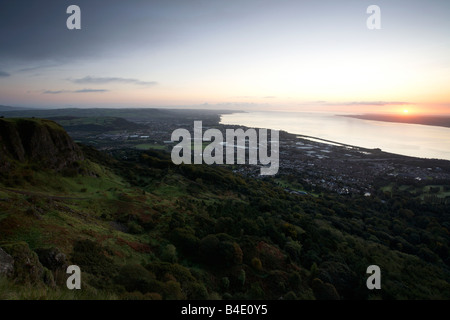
0 118 449 300
47 116 147 133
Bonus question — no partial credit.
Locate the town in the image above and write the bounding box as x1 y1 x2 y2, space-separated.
55 111 450 201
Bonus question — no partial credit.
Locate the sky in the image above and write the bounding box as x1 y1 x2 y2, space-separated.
0 0 449 114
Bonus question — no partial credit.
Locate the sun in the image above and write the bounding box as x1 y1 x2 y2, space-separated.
403 109 409 114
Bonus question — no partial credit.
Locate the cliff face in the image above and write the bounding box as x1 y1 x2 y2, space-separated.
0 118 84 171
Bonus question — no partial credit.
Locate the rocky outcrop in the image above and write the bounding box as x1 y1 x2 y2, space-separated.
0 247 14 277
0 118 84 172
0 242 44 284
35 247 67 271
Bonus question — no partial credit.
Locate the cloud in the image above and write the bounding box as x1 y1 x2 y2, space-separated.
345 101 411 106
0 71 10 77
309 101 411 106
70 76 157 86
43 90 69 94
43 89 109 94
74 89 109 93
19 63 64 73
231 95 276 99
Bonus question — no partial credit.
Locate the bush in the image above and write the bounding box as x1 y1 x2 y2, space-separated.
199 234 220 262
285 241 302 263
237 269 246 288
288 272 302 291
115 263 157 294
170 228 199 255
247 282 265 299
71 239 118 283
145 261 196 286
160 244 177 263
220 277 230 291
199 235 243 267
127 221 144 234
284 291 297 300
251 257 263 272
163 280 185 300
312 278 340 300
185 282 209 300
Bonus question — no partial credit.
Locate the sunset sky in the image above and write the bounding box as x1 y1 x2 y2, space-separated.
1 0 449 114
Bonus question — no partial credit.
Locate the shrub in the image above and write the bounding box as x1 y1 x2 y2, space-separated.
163 280 185 300
284 291 297 300
185 282 209 300
220 277 230 291
284 241 302 263
170 228 199 255
199 234 220 263
71 239 118 283
115 263 157 293
126 221 144 234
247 282 265 299
288 272 302 291
145 261 196 286
251 257 263 272
199 235 243 267
237 269 246 287
312 278 340 300
160 244 177 263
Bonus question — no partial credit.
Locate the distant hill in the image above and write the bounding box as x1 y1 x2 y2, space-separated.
0 105 33 112
343 114 450 128
0 107 237 122
47 116 147 132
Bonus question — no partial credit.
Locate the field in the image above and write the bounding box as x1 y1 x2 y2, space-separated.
134 143 168 151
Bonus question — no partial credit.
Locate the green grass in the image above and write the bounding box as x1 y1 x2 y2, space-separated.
0 276 119 300
7 227 45 250
134 144 167 151
56 117 117 127
0 118 66 132
273 178 305 192
191 142 210 151
382 183 450 199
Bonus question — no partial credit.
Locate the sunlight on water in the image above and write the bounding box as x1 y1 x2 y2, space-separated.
220 111 450 160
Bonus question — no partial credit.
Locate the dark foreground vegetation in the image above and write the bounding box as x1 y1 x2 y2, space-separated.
0 117 449 300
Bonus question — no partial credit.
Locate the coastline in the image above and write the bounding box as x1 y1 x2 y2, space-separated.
219 110 450 161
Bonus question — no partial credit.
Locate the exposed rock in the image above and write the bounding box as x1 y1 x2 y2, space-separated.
35 247 67 271
1 242 44 284
0 247 14 277
0 118 84 172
